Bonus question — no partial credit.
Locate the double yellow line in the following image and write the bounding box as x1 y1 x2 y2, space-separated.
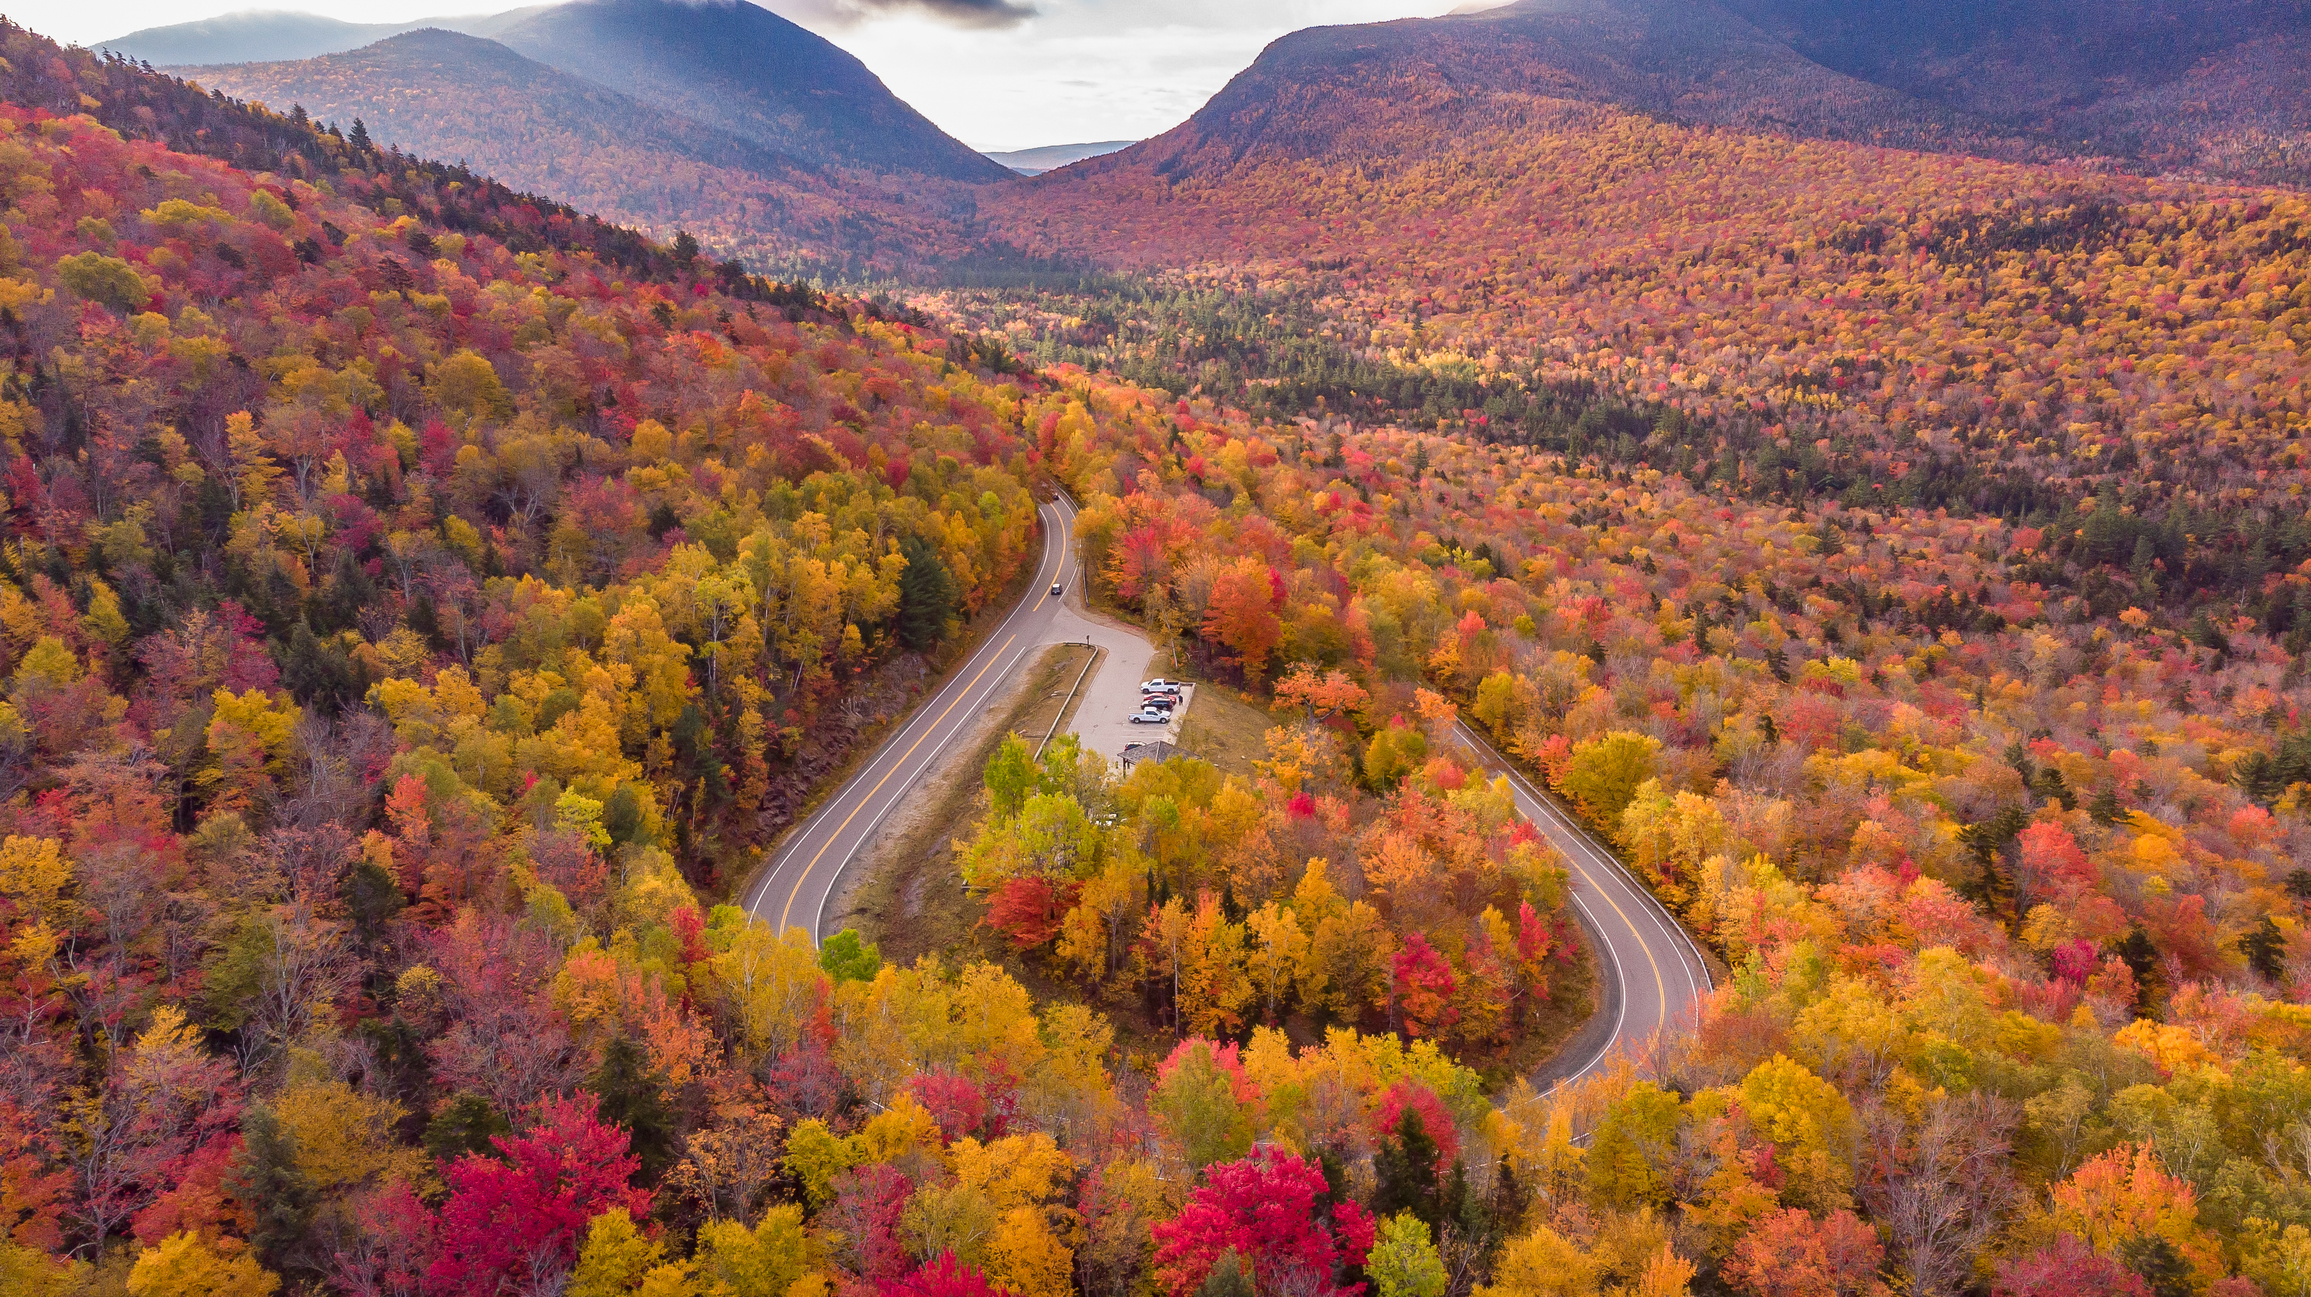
778 633 1019 931
773 498 1073 934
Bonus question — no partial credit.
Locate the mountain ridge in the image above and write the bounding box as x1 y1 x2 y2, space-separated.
176 26 980 272
116 0 1006 184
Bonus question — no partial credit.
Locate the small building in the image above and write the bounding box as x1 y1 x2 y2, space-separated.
1117 740 1193 774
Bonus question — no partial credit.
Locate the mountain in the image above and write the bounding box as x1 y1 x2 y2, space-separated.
174 28 969 270
1718 0 2311 183
101 10 429 63
983 141 1139 175
97 6 557 63
121 0 1005 184
480 0 1007 182
1129 0 2044 171
1044 0 2308 187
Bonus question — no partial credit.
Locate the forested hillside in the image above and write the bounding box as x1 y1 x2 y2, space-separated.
3 5 2311 1297
983 94 2311 566
167 0 1007 274
175 29 968 275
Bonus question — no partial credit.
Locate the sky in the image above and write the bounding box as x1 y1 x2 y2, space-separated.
11 0 1490 149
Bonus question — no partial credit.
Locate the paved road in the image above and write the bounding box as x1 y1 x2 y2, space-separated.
744 495 1080 939
1451 720 1713 1089
744 494 1711 1093
744 491 1175 942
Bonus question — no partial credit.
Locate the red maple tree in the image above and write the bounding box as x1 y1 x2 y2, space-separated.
425 1092 650 1296
1151 1150 1374 1297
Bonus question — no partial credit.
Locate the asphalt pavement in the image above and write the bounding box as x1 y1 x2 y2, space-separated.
743 492 1170 941
1452 719 1713 1087
744 495 1711 1092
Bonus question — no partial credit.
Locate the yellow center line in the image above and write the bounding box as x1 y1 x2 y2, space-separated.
1471 721 1672 1037
1572 856 1670 1036
778 633 1019 932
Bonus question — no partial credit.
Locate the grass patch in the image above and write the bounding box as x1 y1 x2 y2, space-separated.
1175 684 1275 778
844 643 1095 969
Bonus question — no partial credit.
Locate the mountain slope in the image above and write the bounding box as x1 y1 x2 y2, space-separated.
983 140 1138 175
101 10 426 63
176 29 966 271
1143 0 2043 171
1718 0 2311 183
1072 0 2308 186
484 0 1007 182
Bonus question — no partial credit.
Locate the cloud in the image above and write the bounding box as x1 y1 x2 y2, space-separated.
835 0 1036 27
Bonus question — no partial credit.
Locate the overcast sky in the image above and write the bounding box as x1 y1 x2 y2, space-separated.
10 0 1485 149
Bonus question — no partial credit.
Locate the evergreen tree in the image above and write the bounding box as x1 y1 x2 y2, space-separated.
2241 915 2286 980
348 117 371 152
342 856 404 946
2118 1235 2193 1297
897 532 959 651
1372 1107 1443 1232
1197 1250 1254 1297
425 1092 511 1162
586 1035 675 1181
233 1106 315 1272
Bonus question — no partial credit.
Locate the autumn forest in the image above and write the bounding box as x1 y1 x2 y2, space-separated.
1 5 2311 1297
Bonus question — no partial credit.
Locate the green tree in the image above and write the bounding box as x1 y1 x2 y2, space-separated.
820 928 883 983
585 1035 676 1181
1372 1107 1443 1232
985 734 1034 820
424 1092 511 1162
1197 1250 1254 1297
897 533 960 651
55 251 149 311
1369 1213 1447 1297
1150 1042 1253 1172
232 1107 315 1273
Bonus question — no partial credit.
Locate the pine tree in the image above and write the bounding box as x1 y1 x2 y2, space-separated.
1197 1251 1254 1297
586 1035 675 1182
348 118 371 152
897 533 959 651
424 1093 511 1161
1372 1108 1442 1232
234 1107 316 1273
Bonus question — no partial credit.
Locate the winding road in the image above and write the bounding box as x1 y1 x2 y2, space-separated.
1451 720 1713 1088
744 494 1710 1087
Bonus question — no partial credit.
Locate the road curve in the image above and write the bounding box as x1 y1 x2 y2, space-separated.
742 494 1084 941
743 495 1711 1094
1452 720 1713 1089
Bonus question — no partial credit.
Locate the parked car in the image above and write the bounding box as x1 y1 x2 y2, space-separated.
1141 679 1182 694
1140 697 1175 713
1129 708 1167 724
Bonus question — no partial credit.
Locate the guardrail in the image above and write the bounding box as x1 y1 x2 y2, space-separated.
1037 646 1101 760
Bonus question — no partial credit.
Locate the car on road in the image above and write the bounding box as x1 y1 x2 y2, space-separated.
1129 708 1168 724
1050 583 1062 595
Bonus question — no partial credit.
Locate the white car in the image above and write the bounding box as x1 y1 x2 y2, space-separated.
1141 679 1182 694
1129 708 1167 724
